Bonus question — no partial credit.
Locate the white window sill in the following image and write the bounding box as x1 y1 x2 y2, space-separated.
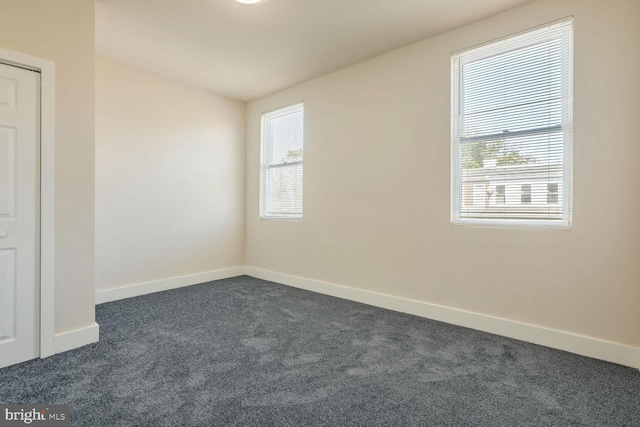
451 219 571 230
260 215 302 221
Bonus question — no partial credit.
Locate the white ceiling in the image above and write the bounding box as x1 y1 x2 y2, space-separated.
95 0 533 101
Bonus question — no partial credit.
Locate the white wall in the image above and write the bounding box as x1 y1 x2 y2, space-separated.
95 55 245 293
0 0 96 336
246 0 640 350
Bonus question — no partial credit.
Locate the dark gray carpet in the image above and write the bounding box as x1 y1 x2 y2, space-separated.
1 276 639 426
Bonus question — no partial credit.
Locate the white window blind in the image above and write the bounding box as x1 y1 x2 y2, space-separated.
451 18 573 228
261 103 304 219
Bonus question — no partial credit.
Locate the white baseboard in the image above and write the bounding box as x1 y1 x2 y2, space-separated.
244 266 640 370
53 322 100 355
95 267 245 304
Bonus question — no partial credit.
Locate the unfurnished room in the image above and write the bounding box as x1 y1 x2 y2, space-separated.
0 0 639 425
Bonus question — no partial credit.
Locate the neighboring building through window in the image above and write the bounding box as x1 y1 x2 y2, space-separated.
521 184 532 205
547 183 559 204
495 185 505 205
260 103 304 219
451 18 573 227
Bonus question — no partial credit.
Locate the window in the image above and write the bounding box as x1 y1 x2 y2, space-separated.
260 103 304 219
521 184 532 205
495 185 505 205
451 18 573 227
547 183 559 204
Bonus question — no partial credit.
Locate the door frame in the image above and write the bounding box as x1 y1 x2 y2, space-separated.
0 47 55 358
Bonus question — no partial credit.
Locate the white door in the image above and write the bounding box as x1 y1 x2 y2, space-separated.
0 62 40 368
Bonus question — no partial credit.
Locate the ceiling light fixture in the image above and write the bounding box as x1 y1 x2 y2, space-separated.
235 0 262 4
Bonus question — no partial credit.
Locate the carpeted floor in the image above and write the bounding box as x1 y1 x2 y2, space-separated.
1 276 639 426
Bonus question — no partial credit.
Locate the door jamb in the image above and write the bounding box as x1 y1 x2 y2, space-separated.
0 47 55 358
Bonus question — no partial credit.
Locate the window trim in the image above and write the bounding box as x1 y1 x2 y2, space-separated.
450 17 573 230
259 102 305 220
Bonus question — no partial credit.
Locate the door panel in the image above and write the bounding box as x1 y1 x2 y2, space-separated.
0 249 16 340
0 62 39 368
0 127 16 218
0 75 17 110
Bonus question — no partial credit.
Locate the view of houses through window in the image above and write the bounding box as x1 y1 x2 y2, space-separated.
460 140 563 217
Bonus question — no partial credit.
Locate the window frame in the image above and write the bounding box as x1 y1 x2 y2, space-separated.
450 18 573 229
260 102 305 220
